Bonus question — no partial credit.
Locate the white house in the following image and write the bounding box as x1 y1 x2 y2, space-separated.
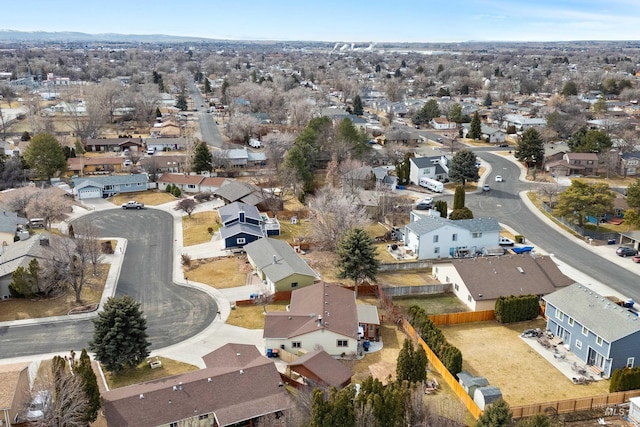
403 212 501 260
462 124 506 143
502 114 546 131
430 117 457 130
409 155 450 185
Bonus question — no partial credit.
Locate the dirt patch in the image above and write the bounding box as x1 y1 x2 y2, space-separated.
440 319 610 406
0 264 110 321
184 256 252 288
182 211 220 246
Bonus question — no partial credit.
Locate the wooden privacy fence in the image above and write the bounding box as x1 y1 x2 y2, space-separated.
511 390 640 419
428 310 495 325
403 319 483 420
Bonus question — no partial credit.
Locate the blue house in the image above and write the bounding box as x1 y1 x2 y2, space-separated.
72 174 149 199
218 202 264 249
543 283 640 378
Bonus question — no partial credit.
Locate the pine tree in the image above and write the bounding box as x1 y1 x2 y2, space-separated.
448 150 480 187
476 398 512 427
204 78 211 93
396 339 428 384
192 142 213 172
336 228 380 296
352 94 364 116
76 349 101 423
434 200 448 218
453 185 465 210
90 296 150 373
175 93 188 111
23 133 67 179
470 112 482 140
515 128 545 168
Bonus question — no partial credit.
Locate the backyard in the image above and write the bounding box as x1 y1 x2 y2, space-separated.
183 255 251 288
440 319 610 406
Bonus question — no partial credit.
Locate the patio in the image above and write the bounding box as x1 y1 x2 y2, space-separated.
520 332 606 384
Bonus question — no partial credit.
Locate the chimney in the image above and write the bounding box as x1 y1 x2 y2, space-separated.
239 209 245 223
272 254 277 264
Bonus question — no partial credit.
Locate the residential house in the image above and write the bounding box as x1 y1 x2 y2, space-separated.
619 151 640 177
461 123 506 143
199 177 228 194
545 152 599 176
288 350 353 389
341 166 375 193
66 156 125 177
214 181 267 207
218 202 264 249
0 212 27 246
263 282 361 357
502 114 546 131
372 166 397 190
102 343 291 427
157 173 204 194
146 137 186 153
357 303 380 341
0 235 57 299
409 155 450 185
149 121 181 138
84 137 144 153
433 255 574 311
0 140 19 157
403 213 501 260
430 117 457 130
139 154 189 174
543 283 640 378
0 362 31 426
71 173 149 199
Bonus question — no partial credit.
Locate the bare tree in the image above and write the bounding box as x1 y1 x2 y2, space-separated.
64 85 109 142
3 186 39 217
211 148 230 170
537 183 560 206
175 198 197 216
94 79 124 124
74 222 103 275
25 188 72 230
47 233 88 303
226 113 260 144
307 186 369 250
263 132 295 169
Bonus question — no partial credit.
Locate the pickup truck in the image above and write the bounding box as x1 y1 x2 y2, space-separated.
121 201 145 210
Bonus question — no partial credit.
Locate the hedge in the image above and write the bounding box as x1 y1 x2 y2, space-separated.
494 295 541 323
610 367 640 392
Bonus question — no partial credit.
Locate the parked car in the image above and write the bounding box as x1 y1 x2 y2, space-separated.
482 184 491 191
122 201 145 210
415 197 434 210
616 246 638 257
495 175 503 182
123 159 133 167
26 391 51 421
498 237 515 246
498 143 509 147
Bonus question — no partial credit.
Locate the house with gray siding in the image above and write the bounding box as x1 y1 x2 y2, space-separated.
218 202 264 249
543 284 640 378
409 154 450 185
71 174 149 199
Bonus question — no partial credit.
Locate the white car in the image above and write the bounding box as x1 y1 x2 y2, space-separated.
26 391 51 421
495 175 503 182
123 159 133 167
498 237 515 246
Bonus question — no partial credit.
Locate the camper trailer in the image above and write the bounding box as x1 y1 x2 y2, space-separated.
418 177 444 193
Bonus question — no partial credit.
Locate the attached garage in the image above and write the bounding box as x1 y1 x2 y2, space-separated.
74 182 103 200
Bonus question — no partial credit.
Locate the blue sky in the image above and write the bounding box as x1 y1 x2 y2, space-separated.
1 0 639 42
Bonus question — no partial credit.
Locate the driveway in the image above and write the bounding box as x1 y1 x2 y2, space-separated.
0 209 218 359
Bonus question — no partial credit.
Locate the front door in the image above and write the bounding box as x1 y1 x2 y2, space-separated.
588 348 604 368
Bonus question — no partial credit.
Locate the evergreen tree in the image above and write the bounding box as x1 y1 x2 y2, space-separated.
352 94 364 116
155 107 162 118
90 296 150 373
76 349 101 423
413 99 440 125
483 93 493 106
469 112 482 140
192 142 213 173
396 339 428 384
395 152 414 185
476 398 512 427
175 94 188 111
337 118 370 159
336 228 380 296
516 413 552 427
453 185 466 210
626 179 640 209
561 81 578 96
434 200 448 218
23 132 67 179
448 150 480 187
450 103 463 123
515 128 545 168
449 207 474 220
204 78 211 93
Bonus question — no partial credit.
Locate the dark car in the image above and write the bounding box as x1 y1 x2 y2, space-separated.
616 246 638 257
415 197 434 210
498 143 509 147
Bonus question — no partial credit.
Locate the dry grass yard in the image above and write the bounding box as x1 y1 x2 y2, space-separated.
377 270 440 287
182 210 220 246
225 301 289 329
0 264 109 321
104 356 199 389
109 191 176 206
183 256 251 288
440 319 610 406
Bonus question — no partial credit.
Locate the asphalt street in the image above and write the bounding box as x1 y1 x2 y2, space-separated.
0 208 217 359
189 82 225 148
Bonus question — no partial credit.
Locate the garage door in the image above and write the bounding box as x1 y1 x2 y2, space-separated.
78 187 102 199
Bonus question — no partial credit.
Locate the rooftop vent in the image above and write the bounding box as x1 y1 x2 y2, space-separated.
139 394 144 399
240 369 244 374
517 267 524 273
208 378 212 382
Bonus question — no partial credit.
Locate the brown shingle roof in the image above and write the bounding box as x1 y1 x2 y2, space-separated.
157 173 205 185
0 362 29 411
288 350 353 388
103 344 290 427
452 255 574 301
263 283 358 340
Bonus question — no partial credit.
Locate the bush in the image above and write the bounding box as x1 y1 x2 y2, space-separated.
194 192 214 202
495 295 541 323
101 241 114 254
172 186 182 197
165 184 174 194
207 227 214 235
610 367 640 392
181 254 192 268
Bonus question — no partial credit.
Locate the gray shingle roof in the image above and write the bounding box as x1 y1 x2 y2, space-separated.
405 215 501 236
543 283 640 342
219 222 264 240
72 173 148 187
244 238 317 283
410 156 440 169
218 202 261 225
0 211 26 234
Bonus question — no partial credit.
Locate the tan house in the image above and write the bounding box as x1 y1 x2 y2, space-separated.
263 283 362 357
545 152 599 176
157 173 205 194
102 343 290 427
244 237 319 293
0 362 31 426
66 157 125 177
432 255 574 311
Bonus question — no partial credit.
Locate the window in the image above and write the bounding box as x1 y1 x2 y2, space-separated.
452 233 457 241
170 423 178 427
337 340 348 347
236 237 246 245
433 235 439 243
434 247 440 254
628 357 635 368
199 414 209 420
472 232 482 238
188 184 196 189
454 284 459 291
596 336 603 346
587 160 593 165
568 317 574 326
434 267 438 274
291 282 298 288
125 183 131 187
292 341 301 348
582 326 588 336
575 340 582 350
445 276 450 282
468 295 472 302
555 309 564 321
